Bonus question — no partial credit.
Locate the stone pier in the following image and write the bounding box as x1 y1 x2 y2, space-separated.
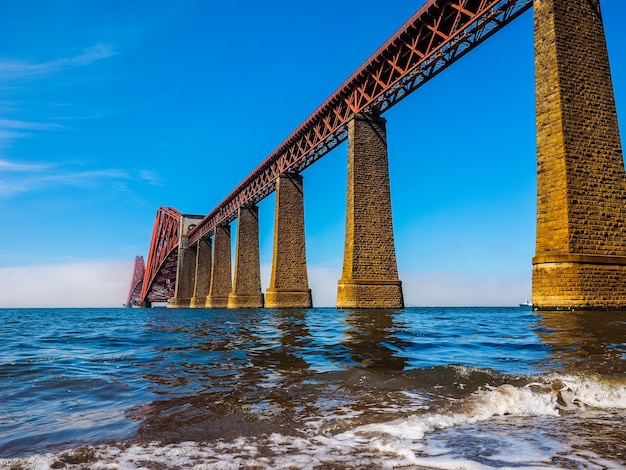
265 173 313 308
168 215 204 308
206 224 232 308
228 205 264 308
337 113 404 309
532 0 626 309
190 237 212 308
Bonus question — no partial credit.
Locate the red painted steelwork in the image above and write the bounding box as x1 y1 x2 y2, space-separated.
125 256 145 307
140 207 182 303
188 0 532 245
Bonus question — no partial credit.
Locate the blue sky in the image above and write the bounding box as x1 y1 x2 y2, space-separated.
1 1 624 307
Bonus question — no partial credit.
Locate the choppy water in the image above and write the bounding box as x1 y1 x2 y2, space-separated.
1 307 625 469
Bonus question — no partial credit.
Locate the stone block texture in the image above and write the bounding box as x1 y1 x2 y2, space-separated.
168 241 194 308
190 237 212 308
206 224 232 308
533 0 626 309
168 240 195 308
229 205 264 308
169 215 205 308
266 174 313 308
337 113 404 309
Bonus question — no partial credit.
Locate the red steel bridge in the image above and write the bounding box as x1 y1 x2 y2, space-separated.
129 0 533 306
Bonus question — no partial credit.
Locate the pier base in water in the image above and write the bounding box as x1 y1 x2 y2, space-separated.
532 0 626 310
337 113 403 309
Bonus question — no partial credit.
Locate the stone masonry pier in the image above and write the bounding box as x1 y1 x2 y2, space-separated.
532 0 626 310
265 174 313 308
337 113 404 309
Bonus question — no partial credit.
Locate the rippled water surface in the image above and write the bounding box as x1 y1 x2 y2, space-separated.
1 307 625 468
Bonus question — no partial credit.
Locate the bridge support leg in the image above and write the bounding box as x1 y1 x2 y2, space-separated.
168 238 196 308
533 0 626 310
206 224 232 308
190 237 212 308
228 205 264 308
337 113 403 309
265 173 313 308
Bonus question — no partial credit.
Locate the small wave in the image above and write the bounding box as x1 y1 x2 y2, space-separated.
3 373 625 469
355 372 626 436
345 372 626 467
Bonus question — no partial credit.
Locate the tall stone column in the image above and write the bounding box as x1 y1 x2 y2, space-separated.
533 0 626 310
265 173 313 308
228 205 264 308
190 237 212 308
337 113 403 309
206 224 232 308
168 215 204 308
167 238 196 308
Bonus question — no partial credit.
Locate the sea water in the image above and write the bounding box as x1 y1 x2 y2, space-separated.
0 307 625 469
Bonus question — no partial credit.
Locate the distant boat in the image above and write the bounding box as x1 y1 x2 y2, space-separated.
519 299 532 307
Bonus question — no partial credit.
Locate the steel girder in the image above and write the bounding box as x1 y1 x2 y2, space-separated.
125 255 145 307
188 0 532 245
140 206 182 303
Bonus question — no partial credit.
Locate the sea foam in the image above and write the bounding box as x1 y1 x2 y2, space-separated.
2 374 625 469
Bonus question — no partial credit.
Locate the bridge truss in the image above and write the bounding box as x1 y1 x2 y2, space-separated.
140 207 182 304
188 0 532 245
125 256 145 307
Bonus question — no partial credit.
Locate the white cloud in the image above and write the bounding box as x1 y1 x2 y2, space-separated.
0 119 63 131
0 260 133 308
0 158 50 195
70 43 116 65
0 44 116 81
0 119 63 150
0 159 159 196
139 170 161 185
0 58 59 79
0 180 26 196
0 45 114 152
0 159 51 172
37 168 130 186
0 129 28 143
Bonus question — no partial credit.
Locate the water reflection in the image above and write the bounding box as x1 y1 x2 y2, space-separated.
131 308 411 444
535 310 626 376
342 309 407 371
131 307 626 447
242 309 311 386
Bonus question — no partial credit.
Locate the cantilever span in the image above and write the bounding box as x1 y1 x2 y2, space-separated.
139 207 182 307
125 256 145 308
135 0 626 310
